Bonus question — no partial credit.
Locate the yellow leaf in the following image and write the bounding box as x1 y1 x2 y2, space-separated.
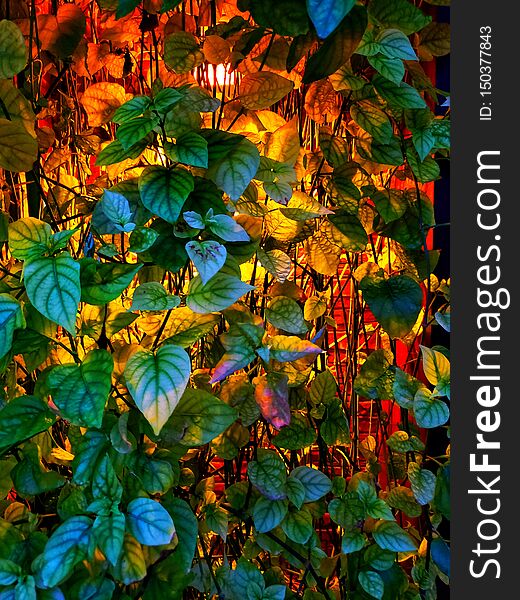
240 72 294 110
304 79 341 124
203 35 231 64
264 116 301 166
0 118 38 172
80 82 127 127
303 229 341 276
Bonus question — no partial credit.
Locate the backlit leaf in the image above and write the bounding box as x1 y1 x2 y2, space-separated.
240 72 294 110
254 372 291 430
24 252 81 333
0 118 38 172
187 273 254 314
80 83 126 127
46 349 114 428
131 282 180 311
164 32 204 74
124 345 191 435
138 166 194 224
126 498 175 546
0 20 27 79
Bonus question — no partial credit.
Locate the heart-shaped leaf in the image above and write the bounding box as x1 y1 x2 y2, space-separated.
186 240 227 285
46 349 114 428
139 166 194 224
124 345 191 435
24 252 81 333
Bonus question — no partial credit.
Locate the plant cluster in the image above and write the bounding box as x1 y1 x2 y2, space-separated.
0 0 450 599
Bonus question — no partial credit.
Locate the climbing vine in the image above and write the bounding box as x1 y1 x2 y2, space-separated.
0 1 450 598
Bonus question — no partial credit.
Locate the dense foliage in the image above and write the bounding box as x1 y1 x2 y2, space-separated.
0 0 450 598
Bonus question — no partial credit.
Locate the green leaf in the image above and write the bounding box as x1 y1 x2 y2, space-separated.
273 414 317 451
202 130 261 200
281 508 313 544
368 54 405 85
187 273 254 314
373 75 427 110
369 0 431 35
0 558 20 585
248 449 287 500
206 213 250 242
413 388 449 428
95 137 147 166
8 218 52 261
0 20 27 79
124 345 191 435
186 240 227 285
116 116 158 150
138 166 194 223
350 102 392 144
373 520 417 553
0 118 38 172
46 349 113 428
269 335 322 362
165 498 198 572
257 249 291 283
342 531 366 554
0 396 54 453
356 351 394 405
93 512 125 566
307 0 355 39
377 29 417 60
164 32 204 74
248 0 310 36
164 388 237 446
239 72 294 110
131 282 180 311
327 212 369 251
360 273 422 338
406 146 440 182
91 454 122 505
320 399 350 445
0 294 25 359
289 466 331 502
372 189 407 223
407 462 435 505
126 498 175 546
386 486 422 518
203 503 228 540
112 95 152 123
99 190 134 231
359 571 385 600
162 306 219 347
129 227 160 253
303 5 367 83
80 260 141 305
38 516 92 588
253 497 288 533
266 296 307 334
23 252 80 333
386 431 424 453
164 132 208 168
